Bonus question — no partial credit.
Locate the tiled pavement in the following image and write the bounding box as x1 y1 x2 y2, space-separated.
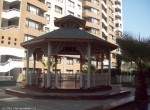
0 85 134 110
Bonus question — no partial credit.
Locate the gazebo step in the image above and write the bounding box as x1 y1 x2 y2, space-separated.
23 85 112 93
5 88 130 100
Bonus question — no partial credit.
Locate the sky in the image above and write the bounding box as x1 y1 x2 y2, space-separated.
122 0 150 38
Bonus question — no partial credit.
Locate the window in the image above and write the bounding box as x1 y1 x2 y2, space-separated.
77 14 80 18
66 70 73 74
57 57 61 64
8 42 10 45
45 14 50 21
46 2 51 9
91 8 99 15
54 17 58 20
91 60 96 66
26 19 42 30
14 43 17 45
109 16 114 23
92 0 99 5
68 0 74 8
14 38 17 41
109 8 114 14
67 58 73 65
24 34 35 41
27 4 41 16
109 34 115 40
116 23 119 27
109 25 113 31
1 36 4 39
56 0 63 3
1 41 4 44
109 0 113 6
91 18 99 24
55 5 62 14
53 69 61 73
91 28 99 35
8 37 11 40
112 53 116 59
68 11 74 15
45 27 50 32
77 4 81 10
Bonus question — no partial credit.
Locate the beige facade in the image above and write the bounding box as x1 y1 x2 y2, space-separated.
0 0 122 82
82 0 123 67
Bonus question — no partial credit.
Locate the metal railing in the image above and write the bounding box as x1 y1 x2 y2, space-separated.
1 25 19 30
3 8 20 12
0 76 13 81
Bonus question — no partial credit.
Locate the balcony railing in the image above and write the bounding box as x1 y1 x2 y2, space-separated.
3 8 20 12
1 25 18 30
27 10 44 17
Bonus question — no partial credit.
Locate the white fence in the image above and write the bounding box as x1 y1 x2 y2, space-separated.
27 72 110 89
0 76 13 81
116 75 135 83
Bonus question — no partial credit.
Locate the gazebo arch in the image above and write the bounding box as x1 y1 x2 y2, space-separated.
21 15 117 89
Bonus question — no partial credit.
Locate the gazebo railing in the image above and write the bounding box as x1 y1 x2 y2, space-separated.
27 72 110 88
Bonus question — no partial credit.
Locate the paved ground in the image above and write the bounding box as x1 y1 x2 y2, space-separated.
0 85 133 110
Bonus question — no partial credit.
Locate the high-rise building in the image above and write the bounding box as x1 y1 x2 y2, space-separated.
0 0 122 82
82 0 123 67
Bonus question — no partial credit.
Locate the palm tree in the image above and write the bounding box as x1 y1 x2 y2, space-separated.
116 33 150 106
41 57 55 72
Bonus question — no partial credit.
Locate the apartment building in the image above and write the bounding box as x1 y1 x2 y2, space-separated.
0 0 82 81
82 0 123 67
0 0 122 82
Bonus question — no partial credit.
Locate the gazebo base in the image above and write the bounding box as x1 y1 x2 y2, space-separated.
24 85 112 93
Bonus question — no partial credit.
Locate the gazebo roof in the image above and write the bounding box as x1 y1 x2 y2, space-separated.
21 15 117 54
54 15 86 28
21 27 117 50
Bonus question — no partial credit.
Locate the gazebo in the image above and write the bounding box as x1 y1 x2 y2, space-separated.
21 15 117 89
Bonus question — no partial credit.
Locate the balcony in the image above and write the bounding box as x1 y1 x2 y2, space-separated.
83 1 99 10
101 0 107 9
83 10 100 19
114 4 122 9
107 37 116 44
85 21 100 29
26 11 48 25
27 0 48 12
102 28 108 36
114 27 122 32
25 27 46 37
1 25 19 30
102 19 107 26
102 10 107 18
2 8 20 19
115 12 122 17
114 19 122 24
4 0 21 2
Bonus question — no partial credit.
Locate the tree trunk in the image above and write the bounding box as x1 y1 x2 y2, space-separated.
134 69 148 107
